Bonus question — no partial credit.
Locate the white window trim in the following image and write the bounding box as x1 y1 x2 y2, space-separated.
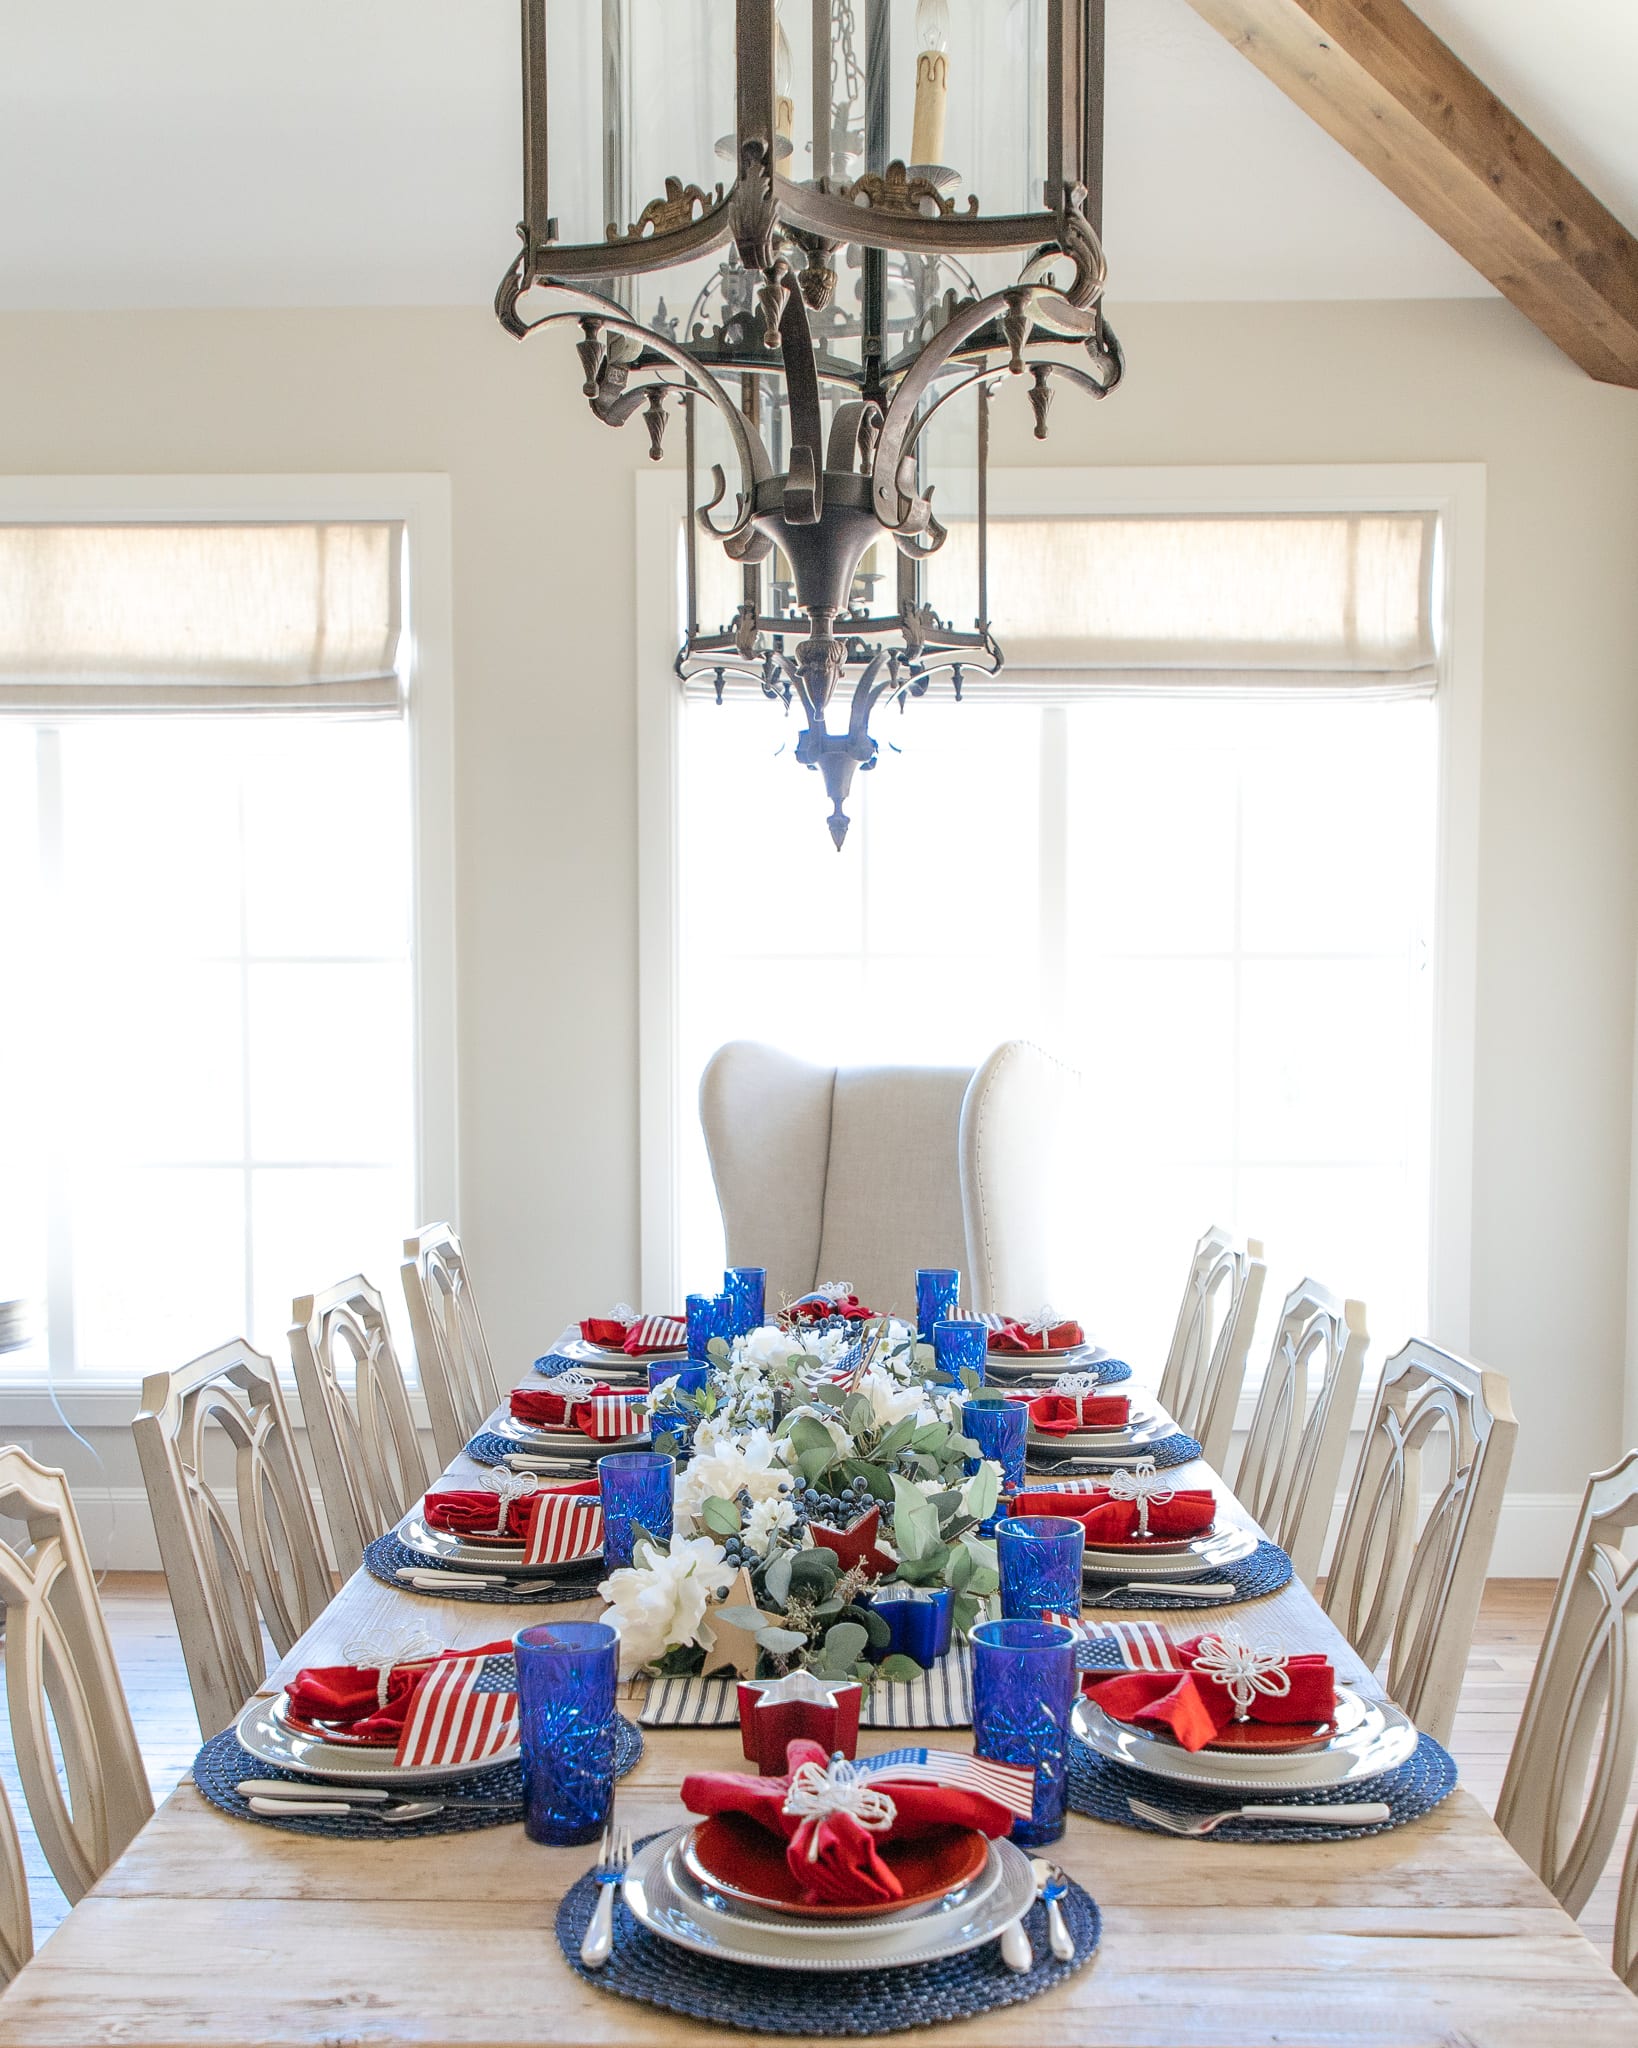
0 472 458 1424
636 461 1485 1370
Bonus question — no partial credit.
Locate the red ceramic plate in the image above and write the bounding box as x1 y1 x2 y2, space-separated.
1133 1715 1335 1756
1080 1524 1218 1554
683 1814 990 1921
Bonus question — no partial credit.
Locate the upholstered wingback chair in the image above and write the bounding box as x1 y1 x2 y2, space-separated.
698 1040 1076 1318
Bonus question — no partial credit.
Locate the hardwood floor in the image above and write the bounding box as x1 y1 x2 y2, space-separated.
2 1575 1630 1977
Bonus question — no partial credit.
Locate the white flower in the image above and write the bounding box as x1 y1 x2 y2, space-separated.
734 1324 805 1375
856 1367 928 1431
742 1493 798 1557
675 1421 791 1532
598 1533 736 1679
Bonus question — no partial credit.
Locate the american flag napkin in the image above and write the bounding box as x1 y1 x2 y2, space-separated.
850 1746 1039 1819
393 1649 519 1769
520 1489 604 1567
1044 1614 1185 1670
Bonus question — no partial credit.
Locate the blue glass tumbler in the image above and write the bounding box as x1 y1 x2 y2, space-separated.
724 1266 766 1336
970 1617 1075 1849
686 1293 721 1363
647 1363 707 1449
598 1450 674 1572
514 1620 617 1846
915 1269 960 1343
932 1318 987 1388
996 1514 1085 1622
961 1392 1028 1493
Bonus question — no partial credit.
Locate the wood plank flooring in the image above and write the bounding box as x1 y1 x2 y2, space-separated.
3 1574 1628 1978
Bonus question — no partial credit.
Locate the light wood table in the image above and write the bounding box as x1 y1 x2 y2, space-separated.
3 1374 1636 2048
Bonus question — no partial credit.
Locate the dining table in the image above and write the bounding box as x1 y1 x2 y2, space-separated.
1 1348 1635 2048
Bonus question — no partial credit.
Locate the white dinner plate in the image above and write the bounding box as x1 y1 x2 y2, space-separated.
1025 1406 1171 1454
393 1509 606 1578
491 1412 649 1457
234 1689 521 1788
1072 1684 1417 1793
1080 1523 1257 1579
538 1338 669 1376
671 1831 1005 1937
622 1828 1036 1972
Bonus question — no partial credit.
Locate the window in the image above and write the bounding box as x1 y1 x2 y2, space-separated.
0 499 448 1383
654 481 1471 1380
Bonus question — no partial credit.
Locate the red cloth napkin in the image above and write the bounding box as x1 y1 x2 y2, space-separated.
989 1318 1085 1353
580 1313 684 1353
423 1487 538 1539
284 1638 512 1743
1016 1391 1131 1435
1082 1636 1336 1752
1013 1484 1216 1544
510 1383 641 1439
786 1292 875 1324
680 1738 1015 1906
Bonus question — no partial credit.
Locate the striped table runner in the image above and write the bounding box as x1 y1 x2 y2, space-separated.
640 1647 973 1730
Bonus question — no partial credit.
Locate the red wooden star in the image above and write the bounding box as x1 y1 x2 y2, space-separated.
809 1505 896 1581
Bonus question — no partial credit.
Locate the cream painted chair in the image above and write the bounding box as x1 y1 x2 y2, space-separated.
133 1340 332 1739
0 1448 153 1984
1321 1338 1516 1746
1230 1279 1369 1586
1495 1453 1638 1977
1156 1226 1267 1471
400 1222 504 1468
698 1039 1077 1318
289 1276 431 1578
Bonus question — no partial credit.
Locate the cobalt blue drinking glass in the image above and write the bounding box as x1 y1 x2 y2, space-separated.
970 1617 1075 1849
724 1266 766 1336
932 1318 987 1387
686 1293 721 1363
514 1619 618 1846
961 1392 1028 1493
915 1268 960 1343
647 1363 707 1449
996 1514 1085 1622
598 1450 674 1572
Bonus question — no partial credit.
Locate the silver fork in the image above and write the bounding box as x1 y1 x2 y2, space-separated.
579 1819 633 1967
1127 1795 1392 1836
1081 1579 1236 1606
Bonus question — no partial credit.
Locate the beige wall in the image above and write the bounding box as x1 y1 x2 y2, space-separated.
3 295 1637 1559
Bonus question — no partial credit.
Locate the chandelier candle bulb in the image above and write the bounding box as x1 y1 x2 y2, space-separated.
911 0 950 169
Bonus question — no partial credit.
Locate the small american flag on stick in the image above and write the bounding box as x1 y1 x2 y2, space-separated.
393 1650 519 1769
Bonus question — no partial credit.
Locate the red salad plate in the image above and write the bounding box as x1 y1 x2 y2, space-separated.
682 1813 990 1920
1080 1525 1218 1555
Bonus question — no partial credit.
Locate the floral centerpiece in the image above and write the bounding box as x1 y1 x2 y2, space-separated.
600 1310 1001 1683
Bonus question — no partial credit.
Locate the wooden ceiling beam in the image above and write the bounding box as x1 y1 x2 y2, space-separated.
1181 0 1638 386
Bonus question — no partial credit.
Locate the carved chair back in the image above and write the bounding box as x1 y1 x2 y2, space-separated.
1322 1338 1516 1744
400 1223 502 1467
1156 1225 1266 1469
133 1340 331 1737
1232 1279 1368 1584
289 1276 430 1577
0 1448 153 1982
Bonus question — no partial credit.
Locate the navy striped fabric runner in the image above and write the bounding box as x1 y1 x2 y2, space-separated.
639 1646 973 1730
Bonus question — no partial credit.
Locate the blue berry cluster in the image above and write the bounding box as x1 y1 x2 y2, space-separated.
800 1474 874 1529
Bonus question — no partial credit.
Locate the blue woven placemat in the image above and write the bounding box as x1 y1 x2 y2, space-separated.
987 1355 1133 1388
555 1834 1100 2035
462 1430 613 1471
363 1530 604 1604
1076 1537 1293 1612
1027 1428 1202 1479
1067 1726 1455 1843
193 1712 642 1840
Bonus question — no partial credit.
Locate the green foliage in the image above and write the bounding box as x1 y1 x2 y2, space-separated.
699 1495 742 1538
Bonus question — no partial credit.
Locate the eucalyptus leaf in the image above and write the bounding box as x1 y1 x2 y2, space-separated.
846 1603 892 1649
755 1626 810 1655
911 1422 951 1453
966 1564 1000 1597
762 1550 794 1608
790 1549 840 1590
787 1416 839 1457
963 1462 999 1522
813 1382 848 1408
798 1446 835 1485
875 1418 917 1459
706 1336 731 1362
715 1605 769 1632
875 1653 925 1684
820 1621 869 1666
946 1544 976 1591
700 1495 743 1538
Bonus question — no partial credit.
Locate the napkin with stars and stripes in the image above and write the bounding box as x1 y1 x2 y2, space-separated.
1043 1614 1186 1669
393 1648 519 1769
520 1485 604 1567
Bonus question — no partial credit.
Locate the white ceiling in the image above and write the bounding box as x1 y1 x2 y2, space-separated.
0 0 1632 311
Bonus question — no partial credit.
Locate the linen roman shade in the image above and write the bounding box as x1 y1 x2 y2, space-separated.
682 510 1438 701
0 521 403 714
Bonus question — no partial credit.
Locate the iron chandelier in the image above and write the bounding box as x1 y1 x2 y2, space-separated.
498 0 1122 845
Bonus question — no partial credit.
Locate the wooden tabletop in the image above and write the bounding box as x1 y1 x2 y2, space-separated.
3 1368 1635 2048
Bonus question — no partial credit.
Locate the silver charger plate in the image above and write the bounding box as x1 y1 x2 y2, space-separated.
1080 1523 1257 1580
542 1337 675 1375
671 1831 1005 1938
234 1689 521 1787
1026 1407 1173 1454
492 1412 649 1458
394 1509 605 1578
622 1828 1036 1973
1072 1684 1417 1793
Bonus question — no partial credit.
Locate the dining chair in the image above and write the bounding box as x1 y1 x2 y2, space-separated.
1494 1452 1638 1973
133 1339 332 1739
1230 1278 1369 1586
1155 1225 1267 1470
400 1221 504 1467
0 1446 153 1983
1321 1337 1517 1746
699 1038 1078 1317
289 1275 431 1578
